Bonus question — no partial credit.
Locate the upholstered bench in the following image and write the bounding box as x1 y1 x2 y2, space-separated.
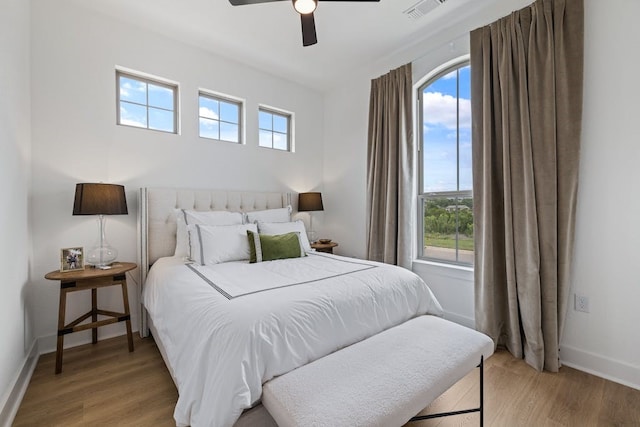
262 315 494 427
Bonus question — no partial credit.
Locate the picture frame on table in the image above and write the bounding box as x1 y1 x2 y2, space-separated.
60 247 84 272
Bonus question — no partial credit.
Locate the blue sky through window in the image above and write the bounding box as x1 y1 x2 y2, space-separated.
259 109 289 150
118 73 176 133
422 65 471 192
199 94 240 143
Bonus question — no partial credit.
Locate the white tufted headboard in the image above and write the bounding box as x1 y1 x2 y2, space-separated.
138 187 292 336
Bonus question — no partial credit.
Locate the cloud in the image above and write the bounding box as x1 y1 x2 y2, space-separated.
149 84 170 94
199 107 219 120
120 117 145 127
120 80 146 99
199 117 216 128
199 118 220 140
273 133 287 150
423 91 471 130
119 105 146 128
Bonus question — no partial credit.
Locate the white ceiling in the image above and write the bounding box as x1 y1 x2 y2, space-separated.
74 0 496 91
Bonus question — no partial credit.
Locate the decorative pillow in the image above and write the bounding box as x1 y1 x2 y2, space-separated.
257 220 311 253
188 223 258 265
245 205 292 224
247 231 306 263
174 209 244 258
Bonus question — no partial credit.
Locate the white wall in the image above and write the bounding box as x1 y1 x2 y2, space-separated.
323 0 640 389
29 0 325 351
561 0 640 389
322 76 369 259
0 0 33 420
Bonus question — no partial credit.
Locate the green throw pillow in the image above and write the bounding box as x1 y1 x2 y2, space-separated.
247 230 306 263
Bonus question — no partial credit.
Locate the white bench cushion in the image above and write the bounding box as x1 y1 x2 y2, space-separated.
262 315 494 427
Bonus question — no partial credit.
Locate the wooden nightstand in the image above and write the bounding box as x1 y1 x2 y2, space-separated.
311 241 338 254
44 262 136 374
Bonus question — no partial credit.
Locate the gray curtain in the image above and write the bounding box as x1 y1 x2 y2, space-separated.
470 0 584 372
366 63 414 269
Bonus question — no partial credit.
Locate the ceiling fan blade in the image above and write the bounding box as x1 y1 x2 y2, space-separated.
300 13 317 46
229 0 287 5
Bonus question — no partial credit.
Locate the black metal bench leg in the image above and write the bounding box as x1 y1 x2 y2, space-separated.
480 355 484 427
409 355 485 425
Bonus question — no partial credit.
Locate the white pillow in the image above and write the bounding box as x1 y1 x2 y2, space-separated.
174 209 244 258
257 220 312 253
245 205 292 224
188 223 258 265
175 211 189 257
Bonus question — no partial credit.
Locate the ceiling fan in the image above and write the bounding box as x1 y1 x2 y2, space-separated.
229 0 381 47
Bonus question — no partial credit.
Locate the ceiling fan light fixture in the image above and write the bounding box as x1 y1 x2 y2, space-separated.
293 0 317 14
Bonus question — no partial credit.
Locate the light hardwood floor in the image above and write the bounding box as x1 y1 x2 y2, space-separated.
13 334 640 426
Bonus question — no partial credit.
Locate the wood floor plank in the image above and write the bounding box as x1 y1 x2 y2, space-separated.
598 378 640 426
13 337 640 426
13 335 177 427
547 368 604 426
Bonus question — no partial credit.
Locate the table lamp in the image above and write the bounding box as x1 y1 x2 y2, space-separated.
298 192 323 243
73 183 128 269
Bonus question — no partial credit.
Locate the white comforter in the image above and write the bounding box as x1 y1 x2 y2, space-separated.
143 253 443 427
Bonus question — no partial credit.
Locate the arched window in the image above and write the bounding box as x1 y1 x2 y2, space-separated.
417 60 472 265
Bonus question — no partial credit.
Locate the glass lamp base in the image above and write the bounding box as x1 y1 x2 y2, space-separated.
86 245 117 268
307 230 317 243
87 215 118 268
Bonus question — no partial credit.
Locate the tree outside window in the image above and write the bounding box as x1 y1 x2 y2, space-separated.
418 62 473 265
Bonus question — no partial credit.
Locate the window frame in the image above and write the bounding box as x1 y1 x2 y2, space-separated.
116 69 179 134
198 90 244 144
417 58 473 266
258 106 293 152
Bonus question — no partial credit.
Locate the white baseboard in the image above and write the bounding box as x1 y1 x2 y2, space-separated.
0 340 39 427
438 316 640 391
560 344 640 391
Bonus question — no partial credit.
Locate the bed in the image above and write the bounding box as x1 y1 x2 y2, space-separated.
138 188 447 427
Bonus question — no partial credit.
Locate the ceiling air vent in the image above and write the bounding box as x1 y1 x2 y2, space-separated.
403 0 447 20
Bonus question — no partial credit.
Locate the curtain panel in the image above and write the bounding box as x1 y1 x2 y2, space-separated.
366 63 414 269
470 0 584 372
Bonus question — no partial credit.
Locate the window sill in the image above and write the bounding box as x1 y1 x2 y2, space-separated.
412 258 474 273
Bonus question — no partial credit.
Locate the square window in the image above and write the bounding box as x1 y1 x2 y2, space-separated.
258 107 291 151
116 70 177 134
199 92 242 143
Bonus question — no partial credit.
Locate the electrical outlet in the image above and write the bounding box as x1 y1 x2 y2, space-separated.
575 294 589 313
